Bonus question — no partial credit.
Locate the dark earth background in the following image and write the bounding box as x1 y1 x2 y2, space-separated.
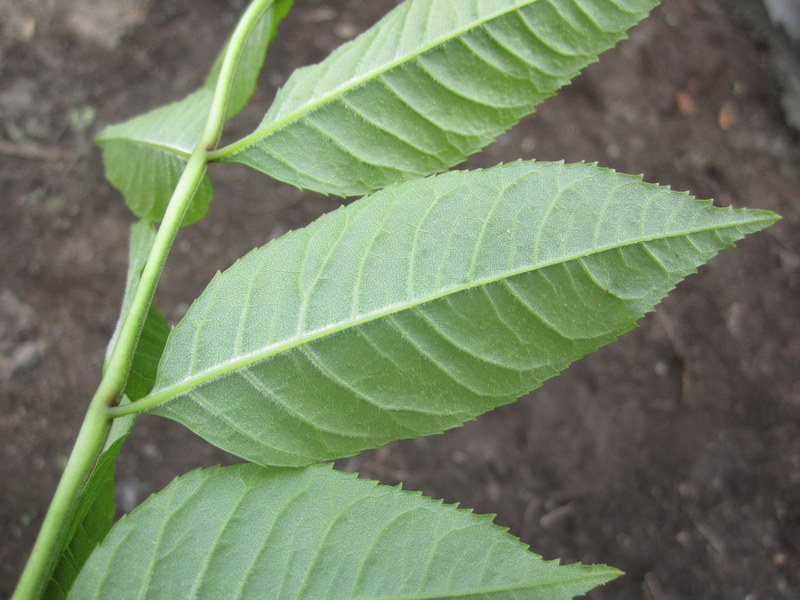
2 1 799 598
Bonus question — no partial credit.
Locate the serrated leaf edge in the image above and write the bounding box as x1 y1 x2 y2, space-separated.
138 161 776 412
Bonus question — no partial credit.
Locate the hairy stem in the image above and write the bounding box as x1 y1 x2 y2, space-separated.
11 2 276 597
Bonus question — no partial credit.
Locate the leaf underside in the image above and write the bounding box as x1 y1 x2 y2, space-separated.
221 0 658 196
126 304 171 401
69 464 620 599
95 0 291 224
99 136 214 226
142 161 776 467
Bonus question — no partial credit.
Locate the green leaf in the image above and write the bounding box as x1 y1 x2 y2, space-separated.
98 131 214 226
217 0 658 196
96 0 291 224
69 464 619 599
138 161 777 466
126 304 170 401
45 408 134 599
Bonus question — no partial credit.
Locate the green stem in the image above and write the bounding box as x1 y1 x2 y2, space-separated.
10 138 209 600
12 2 276 598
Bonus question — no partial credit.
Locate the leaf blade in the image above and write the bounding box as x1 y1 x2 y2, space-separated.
69 464 619 599
219 0 659 195
141 161 777 466
125 304 170 401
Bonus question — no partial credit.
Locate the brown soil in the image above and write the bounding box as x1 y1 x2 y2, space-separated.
1 1 798 598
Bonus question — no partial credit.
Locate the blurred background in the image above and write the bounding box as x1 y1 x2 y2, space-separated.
1 0 798 598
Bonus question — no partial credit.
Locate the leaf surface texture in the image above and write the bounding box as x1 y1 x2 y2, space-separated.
220 0 658 195
69 464 619 599
141 161 776 466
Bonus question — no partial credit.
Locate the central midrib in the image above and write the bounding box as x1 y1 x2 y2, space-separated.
99 137 193 158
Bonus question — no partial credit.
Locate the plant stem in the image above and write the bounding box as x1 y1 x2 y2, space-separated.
11 143 209 600
12 2 276 597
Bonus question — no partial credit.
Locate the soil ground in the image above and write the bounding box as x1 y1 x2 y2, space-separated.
1 1 799 598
